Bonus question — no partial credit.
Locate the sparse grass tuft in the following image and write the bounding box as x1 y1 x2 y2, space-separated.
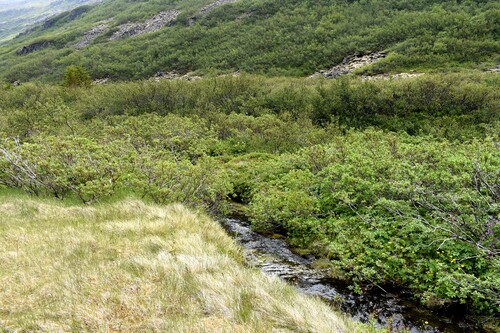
0 197 362 332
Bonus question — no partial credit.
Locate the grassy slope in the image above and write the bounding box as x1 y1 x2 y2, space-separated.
0 0 498 82
0 196 363 333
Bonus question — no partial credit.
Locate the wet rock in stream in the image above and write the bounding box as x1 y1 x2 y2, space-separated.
220 217 484 333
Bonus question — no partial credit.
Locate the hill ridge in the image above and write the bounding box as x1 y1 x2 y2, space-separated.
0 0 498 82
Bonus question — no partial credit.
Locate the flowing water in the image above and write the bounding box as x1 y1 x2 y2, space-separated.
220 217 486 333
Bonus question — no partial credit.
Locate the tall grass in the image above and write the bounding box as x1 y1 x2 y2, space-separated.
0 197 363 332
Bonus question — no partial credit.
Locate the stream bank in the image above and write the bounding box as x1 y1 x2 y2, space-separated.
220 217 485 333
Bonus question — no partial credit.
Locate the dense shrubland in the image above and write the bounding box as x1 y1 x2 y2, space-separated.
0 74 498 329
246 131 499 314
1 73 497 138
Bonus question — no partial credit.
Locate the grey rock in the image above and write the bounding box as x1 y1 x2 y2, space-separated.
153 71 202 81
311 52 387 79
76 23 109 49
360 72 424 81
92 78 109 85
110 10 180 41
16 40 53 56
488 65 500 72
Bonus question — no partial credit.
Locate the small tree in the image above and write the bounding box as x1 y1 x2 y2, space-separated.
63 65 91 88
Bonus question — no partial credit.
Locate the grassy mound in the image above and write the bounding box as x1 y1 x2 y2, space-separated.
0 197 362 332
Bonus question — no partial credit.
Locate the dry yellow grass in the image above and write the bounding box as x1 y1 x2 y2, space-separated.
0 197 364 332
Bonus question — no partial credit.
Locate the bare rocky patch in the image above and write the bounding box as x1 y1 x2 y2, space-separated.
310 52 427 80
92 78 110 85
110 9 180 41
310 52 387 79
76 23 109 49
153 71 202 81
487 65 500 73
360 72 424 81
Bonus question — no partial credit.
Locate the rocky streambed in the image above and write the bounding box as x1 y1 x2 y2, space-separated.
220 217 485 333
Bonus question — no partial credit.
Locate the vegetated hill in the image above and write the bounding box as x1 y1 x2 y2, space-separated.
0 0 99 44
0 0 498 82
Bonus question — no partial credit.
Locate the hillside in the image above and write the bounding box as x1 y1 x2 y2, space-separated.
0 0 498 82
0 0 99 44
0 1 499 332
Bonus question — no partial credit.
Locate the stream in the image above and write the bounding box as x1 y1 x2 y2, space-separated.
220 217 485 333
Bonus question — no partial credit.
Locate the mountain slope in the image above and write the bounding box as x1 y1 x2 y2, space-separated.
0 0 498 82
0 0 99 44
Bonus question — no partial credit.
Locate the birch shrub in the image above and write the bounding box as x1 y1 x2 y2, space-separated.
247 130 500 314
0 136 130 202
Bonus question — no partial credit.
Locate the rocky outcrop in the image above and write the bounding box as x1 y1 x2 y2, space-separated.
16 40 53 56
76 23 109 49
310 53 426 80
360 73 424 81
310 52 386 79
200 0 241 14
110 10 180 41
154 71 202 81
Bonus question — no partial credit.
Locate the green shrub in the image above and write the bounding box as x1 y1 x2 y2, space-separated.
0 136 129 203
247 130 500 314
63 65 91 88
130 148 232 213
